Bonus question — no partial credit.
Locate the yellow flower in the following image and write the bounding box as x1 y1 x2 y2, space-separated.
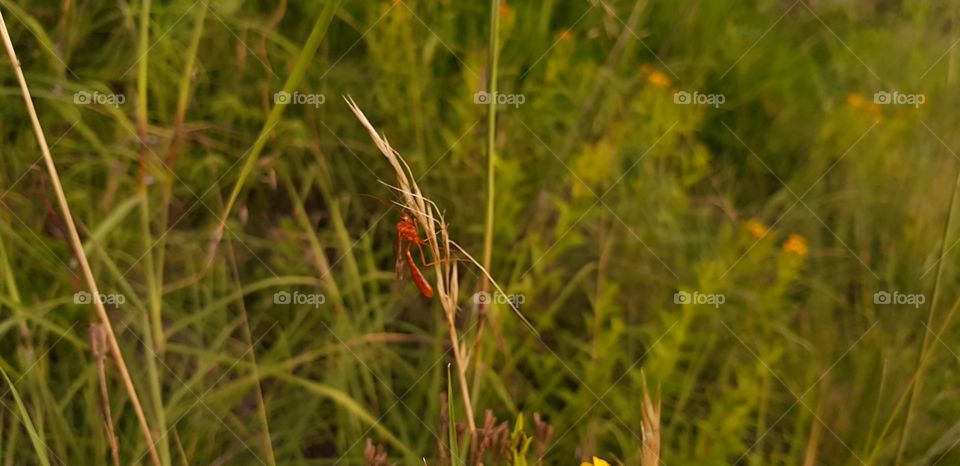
783 233 808 256
746 219 768 238
846 92 865 109
580 457 611 466
847 92 883 121
647 70 671 87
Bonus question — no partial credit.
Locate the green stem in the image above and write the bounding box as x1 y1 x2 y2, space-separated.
157 4 206 308
481 0 500 285
473 0 501 397
223 236 277 466
136 1 170 464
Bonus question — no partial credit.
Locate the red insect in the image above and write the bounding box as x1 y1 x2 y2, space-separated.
396 211 434 298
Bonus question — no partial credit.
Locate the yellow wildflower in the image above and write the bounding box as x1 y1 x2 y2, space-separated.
847 92 883 121
783 233 808 256
647 70 671 87
580 457 611 466
746 219 768 238
846 93 865 109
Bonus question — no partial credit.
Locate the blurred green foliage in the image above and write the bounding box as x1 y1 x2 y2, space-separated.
0 0 959 464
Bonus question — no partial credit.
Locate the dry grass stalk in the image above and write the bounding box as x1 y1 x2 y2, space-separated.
640 371 661 466
0 10 161 466
345 96 476 435
532 412 554 464
472 409 510 463
89 324 121 466
364 439 395 466
438 392 451 466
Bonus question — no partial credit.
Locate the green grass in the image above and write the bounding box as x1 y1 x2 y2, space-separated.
1 0 960 464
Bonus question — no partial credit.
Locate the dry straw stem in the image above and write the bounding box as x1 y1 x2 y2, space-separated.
90 325 121 466
345 96 477 436
640 372 661 466
0 10 162 466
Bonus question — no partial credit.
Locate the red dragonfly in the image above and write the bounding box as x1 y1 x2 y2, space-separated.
396 211 434 298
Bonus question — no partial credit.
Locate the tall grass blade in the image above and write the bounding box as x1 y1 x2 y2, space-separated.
0 367 51 466
212 0 342 258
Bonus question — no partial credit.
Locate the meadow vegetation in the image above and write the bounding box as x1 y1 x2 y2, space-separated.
0 0 959 464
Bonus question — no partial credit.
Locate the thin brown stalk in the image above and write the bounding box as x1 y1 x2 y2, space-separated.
0 10 161 466
802 409 824 466
532 413 554 464
640 371 661 466
173 432 189 466
90 325 121 466
223 234 277 466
